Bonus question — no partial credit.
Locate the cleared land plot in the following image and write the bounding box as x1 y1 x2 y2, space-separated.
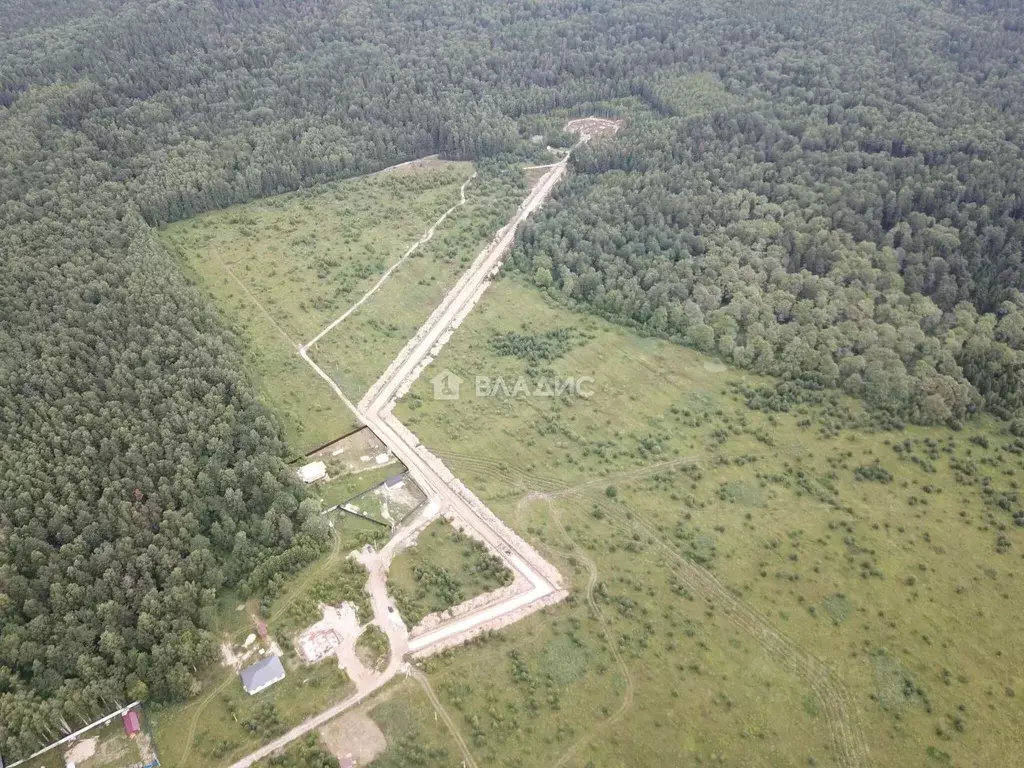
159 162 473 453
395 276 1024 768
566 115 624 138
388 518 514 627
307 163 526 400
320 711 386 765
315 464 406 511
300 426 412 524
343 472 426 528
149 514 388 768
302 426 397 477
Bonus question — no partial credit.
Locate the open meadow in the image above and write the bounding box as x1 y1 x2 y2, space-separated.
306 163 526 400
388 519 515 626
142 162 535 768
394 276 1024 767
159 160 475 454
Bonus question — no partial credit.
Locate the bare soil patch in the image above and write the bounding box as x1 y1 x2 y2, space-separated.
566 116 624 139
64 737 97 764
319 711 388 765
80 733 133 768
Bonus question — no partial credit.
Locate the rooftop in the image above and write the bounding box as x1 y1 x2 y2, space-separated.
240 655 286 695
297 460 327 483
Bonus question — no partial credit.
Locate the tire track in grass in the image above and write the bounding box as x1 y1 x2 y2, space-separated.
544 497 635 768
177 674 235 768
409 668 480 768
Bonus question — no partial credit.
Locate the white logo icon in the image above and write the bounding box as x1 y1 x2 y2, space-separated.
431 369 463 400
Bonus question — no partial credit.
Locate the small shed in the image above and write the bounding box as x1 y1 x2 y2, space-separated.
297 461 327 484
122 708 141 738
240 655 286 695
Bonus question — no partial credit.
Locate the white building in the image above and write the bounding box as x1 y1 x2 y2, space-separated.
297 460 327 484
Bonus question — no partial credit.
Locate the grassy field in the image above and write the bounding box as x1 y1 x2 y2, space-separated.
388 519 515 626
393 275 1024 767
367 680 464 767
159 160 475 454
308 163 526 400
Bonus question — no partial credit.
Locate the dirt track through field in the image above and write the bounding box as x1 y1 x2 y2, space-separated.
545 497 635 768
304 171 475 351
409 668 480 768
215 254 298 348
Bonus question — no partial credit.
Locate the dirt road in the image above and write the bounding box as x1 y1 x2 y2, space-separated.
355 157 573 648
230 138 591 767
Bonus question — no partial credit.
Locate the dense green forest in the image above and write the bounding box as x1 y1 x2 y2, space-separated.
511 1 1024 425
1 0 1022 761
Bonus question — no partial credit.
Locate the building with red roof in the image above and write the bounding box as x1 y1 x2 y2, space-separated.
122 709 141 738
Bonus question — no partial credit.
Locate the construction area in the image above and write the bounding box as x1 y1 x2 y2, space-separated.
339 472 427 528
565 116 624 139
299 428 398 478
297 604 361 665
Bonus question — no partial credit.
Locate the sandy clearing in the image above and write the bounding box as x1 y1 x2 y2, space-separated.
64 737 97 763
319 711 387 765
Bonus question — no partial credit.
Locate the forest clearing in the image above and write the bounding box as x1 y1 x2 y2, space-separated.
146 141 584 767
158 161 478 453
